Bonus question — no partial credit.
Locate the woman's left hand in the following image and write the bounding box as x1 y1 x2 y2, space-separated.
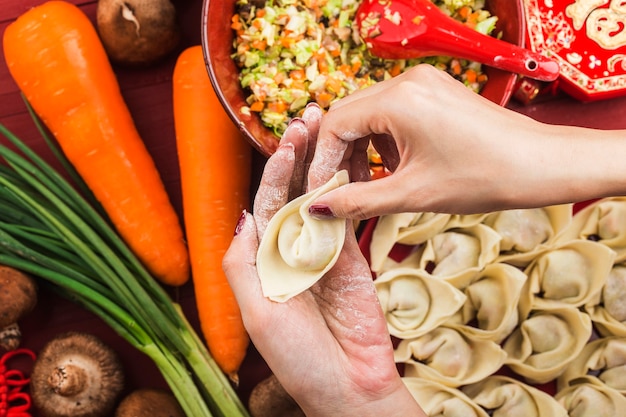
223 105 424 417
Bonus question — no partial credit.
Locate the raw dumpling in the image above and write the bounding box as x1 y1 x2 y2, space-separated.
374 267 466 339
587 302 626 337
257 170 348 302
369 212 450 272
518 240 614 318
557 197 626 262
482 205 572 266
585 263 626 338
402 377 489 417
395 326 506 387
555 375 626 417
445 263 527 343
418 224 501 279
503 307 593 384
557 336 626 394
462 375 568 417
586 262 626 337
602 264 626 322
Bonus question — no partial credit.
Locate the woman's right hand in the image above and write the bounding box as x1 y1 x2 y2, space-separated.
307 64 605 219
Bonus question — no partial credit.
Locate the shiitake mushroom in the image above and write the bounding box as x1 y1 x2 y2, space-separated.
30 332 125 417
96 0 181 66
248 374 305 417
0 266 37 351
115 388 185 417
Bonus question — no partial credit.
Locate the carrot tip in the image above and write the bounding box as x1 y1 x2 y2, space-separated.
228 372 240 387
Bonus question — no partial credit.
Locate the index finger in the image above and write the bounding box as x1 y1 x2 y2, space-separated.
253 119 309 239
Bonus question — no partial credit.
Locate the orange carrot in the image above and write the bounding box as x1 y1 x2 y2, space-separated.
315 91 334 108
325 75 344 94
2 1 189 287
250 101 266 112
173 45 251 382
267 100 288 114
465 68 478 84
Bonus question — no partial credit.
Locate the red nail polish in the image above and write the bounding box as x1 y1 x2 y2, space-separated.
234 210 247 236
308 204 334 219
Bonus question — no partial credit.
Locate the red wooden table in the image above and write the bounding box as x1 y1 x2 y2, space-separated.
1 0 626 415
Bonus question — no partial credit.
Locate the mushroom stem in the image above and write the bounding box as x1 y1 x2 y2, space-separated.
49 364 88 396
0 323 21 352
31 332 125 417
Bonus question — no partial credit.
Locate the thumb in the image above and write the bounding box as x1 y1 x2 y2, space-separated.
309 176 415 220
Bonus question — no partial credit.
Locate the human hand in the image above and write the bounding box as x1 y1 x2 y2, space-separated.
223 106 425 417
307 64 567 219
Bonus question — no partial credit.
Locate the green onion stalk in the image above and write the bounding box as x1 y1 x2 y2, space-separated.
0 110 250 417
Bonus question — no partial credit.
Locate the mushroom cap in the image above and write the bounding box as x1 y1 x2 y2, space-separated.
0 265 37 328
96 0 181 66
31 332 125 417
115 388 185 417
249 374 306 417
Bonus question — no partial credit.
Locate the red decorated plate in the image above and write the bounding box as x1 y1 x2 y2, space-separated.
523 0 626 101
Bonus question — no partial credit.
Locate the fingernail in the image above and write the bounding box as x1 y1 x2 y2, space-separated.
288 117 304 127
305 102 320 110
234 210 247 236
308 204 335 219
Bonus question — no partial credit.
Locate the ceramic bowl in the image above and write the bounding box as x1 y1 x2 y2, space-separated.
202 0 525 157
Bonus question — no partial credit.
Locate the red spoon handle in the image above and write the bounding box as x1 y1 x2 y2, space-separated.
356 0 560 81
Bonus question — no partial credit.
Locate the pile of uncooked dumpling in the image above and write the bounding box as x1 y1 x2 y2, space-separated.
368 197 626 417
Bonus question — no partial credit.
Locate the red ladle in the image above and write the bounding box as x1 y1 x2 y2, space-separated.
355 0 560 81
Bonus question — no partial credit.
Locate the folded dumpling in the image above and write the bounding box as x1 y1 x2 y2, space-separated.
557 197 626 262
257 170 348 302
602 264 626 322
374 267 466 339
418 224 501 279
503 307 593 384
369 212 451 272
518 240 614 318
482 205 572 266
557 336 626 394
555 375 626 417
462 375 568 417
395 326 506 387
402 377 489 417
585 263 626 337
445 263 527 343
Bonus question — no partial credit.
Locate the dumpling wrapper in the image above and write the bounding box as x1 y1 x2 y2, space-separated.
445 263 527 343
257 170 348 302
482 205 572 266
444 213 490 229
602 264 626 322
585 263 626 337
518 239 614 318
556 196 626 262
555 375 626 417
557 336 626 394
503 307 592 384
418 224 501 279
395 326 506 387
374 267 466 339
402 377 489 417
586 303 626 337
369 212 451 272
462 375 568 417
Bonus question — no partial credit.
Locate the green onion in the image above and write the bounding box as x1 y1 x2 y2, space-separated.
0 111 250 417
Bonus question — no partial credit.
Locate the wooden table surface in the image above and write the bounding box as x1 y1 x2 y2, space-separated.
1 0 626 415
